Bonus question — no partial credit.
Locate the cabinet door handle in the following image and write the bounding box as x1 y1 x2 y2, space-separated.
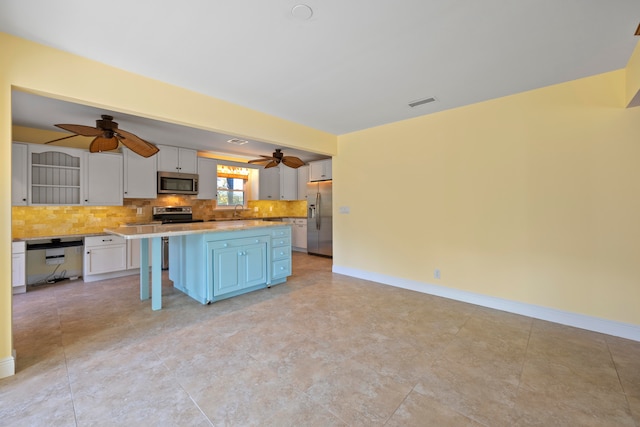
102 239 113 242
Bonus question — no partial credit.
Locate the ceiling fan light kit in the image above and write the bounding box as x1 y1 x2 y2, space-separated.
47 115 159 158
248 148 305 169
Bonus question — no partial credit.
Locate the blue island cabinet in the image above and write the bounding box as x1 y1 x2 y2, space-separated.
169 225 292 304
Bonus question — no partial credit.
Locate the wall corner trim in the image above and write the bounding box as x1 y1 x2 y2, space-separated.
332 265 640 342
0 352 16 379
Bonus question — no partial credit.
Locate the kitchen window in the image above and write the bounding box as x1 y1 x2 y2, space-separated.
216 165 249 207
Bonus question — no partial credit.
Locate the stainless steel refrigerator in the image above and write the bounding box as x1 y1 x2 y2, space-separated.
307 180 332 257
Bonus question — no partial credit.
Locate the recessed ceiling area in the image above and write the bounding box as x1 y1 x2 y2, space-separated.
11 90 329 163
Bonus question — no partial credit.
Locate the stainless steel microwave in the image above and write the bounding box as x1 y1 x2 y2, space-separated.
157 171 199 195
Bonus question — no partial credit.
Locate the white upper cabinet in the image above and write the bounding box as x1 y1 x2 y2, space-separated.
259 166 280 200
123 147 157 199
12 142 28 206
156 145 198 174
309 159 332 181
297 165 309 201
197 157 218 200
280 165 298 200
28 144 83 205
258 164 298 200
84 152 123 206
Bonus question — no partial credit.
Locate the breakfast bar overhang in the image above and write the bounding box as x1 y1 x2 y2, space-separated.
104 220 293 310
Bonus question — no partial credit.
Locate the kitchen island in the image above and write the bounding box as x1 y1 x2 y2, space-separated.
104 220 292 310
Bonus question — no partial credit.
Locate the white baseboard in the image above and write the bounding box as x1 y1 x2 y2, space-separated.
332 265 640 342
0 352 16 379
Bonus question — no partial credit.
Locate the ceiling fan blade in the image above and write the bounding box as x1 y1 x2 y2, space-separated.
282 156 305 169
44 133 82 144
89 136 119 153
55 124 102 137
248 156 276 164
115 128 159 158
264 160 279 168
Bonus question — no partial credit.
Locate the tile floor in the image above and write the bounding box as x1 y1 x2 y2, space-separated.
2 252 639 426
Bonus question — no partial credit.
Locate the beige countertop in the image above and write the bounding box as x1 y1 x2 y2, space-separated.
105 220 291 240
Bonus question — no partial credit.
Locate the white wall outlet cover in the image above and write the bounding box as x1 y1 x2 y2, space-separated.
339 206 350 214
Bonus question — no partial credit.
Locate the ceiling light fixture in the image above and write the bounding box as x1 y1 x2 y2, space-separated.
227 138 249 145
291 4 313 20
408 97 437 108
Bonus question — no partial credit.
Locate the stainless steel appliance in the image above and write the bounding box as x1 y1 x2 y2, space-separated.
157 171 199 195
152 206 203 269
307 180 332 257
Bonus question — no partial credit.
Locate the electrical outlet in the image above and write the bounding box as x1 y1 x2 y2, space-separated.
254 207 259 212
136 207 143 215
434 269 441 279
269 206 273 212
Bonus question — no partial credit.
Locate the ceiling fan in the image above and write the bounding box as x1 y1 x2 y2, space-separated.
45 115 159 158
248 148 305 169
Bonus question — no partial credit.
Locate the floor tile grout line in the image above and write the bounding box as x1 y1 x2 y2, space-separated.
54 286 80 427
515 317 534 393
605 337 636 423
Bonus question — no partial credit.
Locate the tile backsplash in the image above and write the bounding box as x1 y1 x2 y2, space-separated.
12 197 307 239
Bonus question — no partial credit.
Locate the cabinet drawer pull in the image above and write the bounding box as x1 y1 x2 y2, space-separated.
102 239 113 242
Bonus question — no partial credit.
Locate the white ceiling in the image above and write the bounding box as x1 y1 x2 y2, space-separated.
2 1 640 158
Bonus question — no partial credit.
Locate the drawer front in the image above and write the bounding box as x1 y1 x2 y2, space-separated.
272 245 291 261
272 237 290 248
210 236 269 250
272 259 291 279
85 235 125 248
12 241 26 253
271 227 291 239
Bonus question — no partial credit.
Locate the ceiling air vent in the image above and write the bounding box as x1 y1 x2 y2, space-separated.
408 97 436 108
227 138 248 145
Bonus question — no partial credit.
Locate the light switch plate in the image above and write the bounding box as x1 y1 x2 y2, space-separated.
339 206 350 214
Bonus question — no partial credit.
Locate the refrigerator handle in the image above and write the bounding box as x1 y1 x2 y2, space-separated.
316 192 321 230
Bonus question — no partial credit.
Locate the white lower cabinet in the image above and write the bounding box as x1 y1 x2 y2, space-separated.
83 235 127 282
127 239 151 270
291 218 307 251
12 241 26 294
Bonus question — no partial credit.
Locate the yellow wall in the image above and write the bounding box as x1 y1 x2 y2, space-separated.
0 32 336 375
335 69 640 325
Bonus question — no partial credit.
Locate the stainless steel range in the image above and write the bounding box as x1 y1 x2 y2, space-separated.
152 206 203 269
152 206 203 224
